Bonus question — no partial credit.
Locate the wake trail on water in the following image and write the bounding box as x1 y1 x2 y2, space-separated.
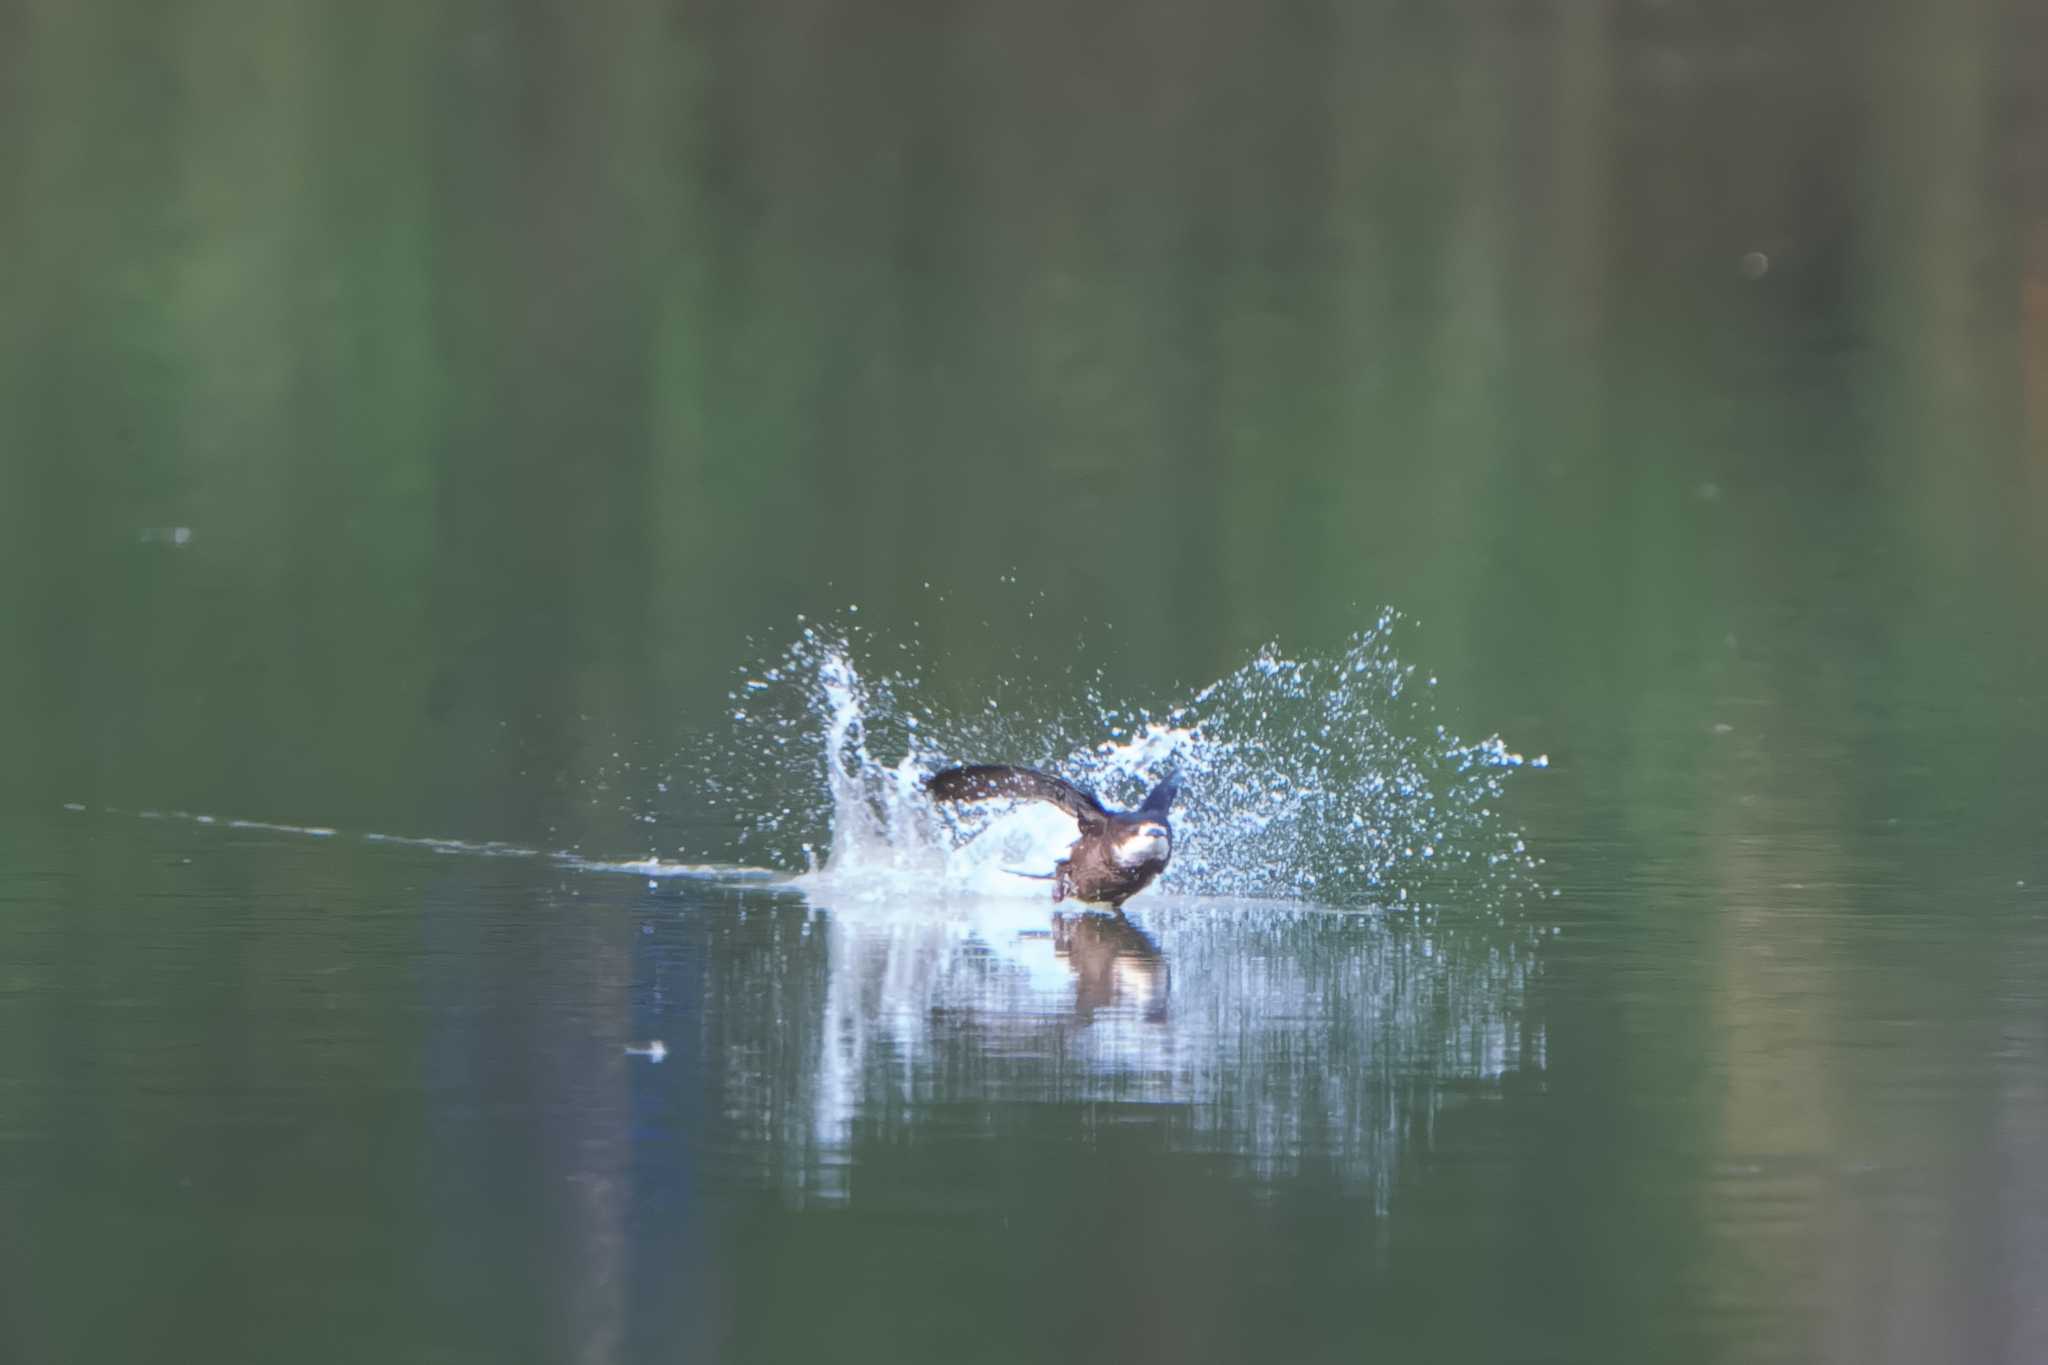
60 805 788 884
689 609 1547 911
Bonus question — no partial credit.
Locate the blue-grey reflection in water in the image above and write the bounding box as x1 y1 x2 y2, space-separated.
701 890 1543 1210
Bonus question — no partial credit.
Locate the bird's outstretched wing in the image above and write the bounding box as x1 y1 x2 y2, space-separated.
926 765 1108 830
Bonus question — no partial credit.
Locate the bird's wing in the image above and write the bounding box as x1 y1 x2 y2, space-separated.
926 765 1108 830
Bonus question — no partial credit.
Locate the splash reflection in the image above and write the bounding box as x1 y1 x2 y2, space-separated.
706 893 1545 1210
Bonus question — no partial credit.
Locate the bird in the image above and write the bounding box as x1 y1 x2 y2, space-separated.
925 764 1179 910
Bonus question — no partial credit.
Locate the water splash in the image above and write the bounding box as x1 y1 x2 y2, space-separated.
697 610 1544 909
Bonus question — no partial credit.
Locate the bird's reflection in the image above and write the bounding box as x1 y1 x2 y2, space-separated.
1053 910 1168 1023
704 892 1546 1208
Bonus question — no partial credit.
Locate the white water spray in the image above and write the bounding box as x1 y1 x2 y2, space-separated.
700 611 1545 910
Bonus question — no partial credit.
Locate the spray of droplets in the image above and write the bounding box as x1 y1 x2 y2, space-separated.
685 609 1545 909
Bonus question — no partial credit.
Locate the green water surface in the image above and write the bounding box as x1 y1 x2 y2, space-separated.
4 2 2048 1362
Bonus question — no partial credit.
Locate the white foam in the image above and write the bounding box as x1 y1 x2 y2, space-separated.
566 857 785 882
363 831 542 858
226 818 336 837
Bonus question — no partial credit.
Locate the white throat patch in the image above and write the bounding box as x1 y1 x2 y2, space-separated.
1112 828 1170 868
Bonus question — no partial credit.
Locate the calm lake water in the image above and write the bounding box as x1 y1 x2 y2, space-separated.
5 2 2048 1362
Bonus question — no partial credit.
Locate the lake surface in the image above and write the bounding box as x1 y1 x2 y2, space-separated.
5 2 2048 1361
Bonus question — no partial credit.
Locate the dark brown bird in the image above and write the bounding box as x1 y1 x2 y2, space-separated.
925 765 1179 909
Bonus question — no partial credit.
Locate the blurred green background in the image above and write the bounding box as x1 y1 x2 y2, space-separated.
7 0 2043 843
4 1 2048 1362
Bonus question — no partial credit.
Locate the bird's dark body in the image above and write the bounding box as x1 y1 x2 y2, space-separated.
1051 831 1167 908
925 764 1179 910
